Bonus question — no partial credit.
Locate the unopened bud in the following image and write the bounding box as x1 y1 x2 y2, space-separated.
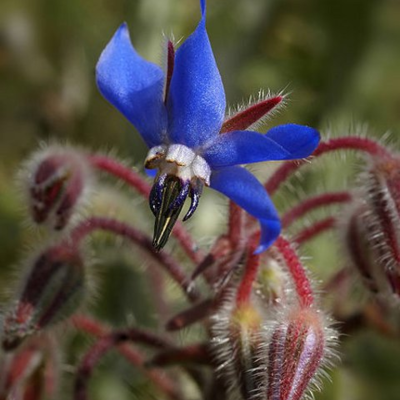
0 336 59 400
266 308 334 400
254 254 290 305
2 244 85 351
24 146 90 230
343 154 400 304
212 301 266 400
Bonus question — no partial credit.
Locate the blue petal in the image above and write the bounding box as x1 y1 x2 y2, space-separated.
167 2 226 148
210 166 281 254
96 23 167 148
264 124 320 159
202 124 320 168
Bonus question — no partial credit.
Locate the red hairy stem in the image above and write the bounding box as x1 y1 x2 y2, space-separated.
73 327 180 400
228 201 245 249
266 136 392 195
72 315 173 349
88 154 151 197
235 233 261 305
164 40 175 103
166 281 235 331
274 236 314 308
294 216 336 245
220 96 283 133
166 299 214 331
146 261 170 320
148 343 211 367
69 217 200 302
87 154 202 263
282 191 352 228
190 235 231 283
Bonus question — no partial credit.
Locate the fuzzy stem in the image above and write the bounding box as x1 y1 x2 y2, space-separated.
266 136 391 195
73 326 179 400
69 217 200 302
294 217 336 245
282 191 352 228
87 154 203 263
148 343 210 367
228 201 245 248
72 316 174 375
165 299 214 331
274 236 314 307
235 233 261 305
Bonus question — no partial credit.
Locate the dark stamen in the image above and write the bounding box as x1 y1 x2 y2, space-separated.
183 183 203 221
152 175 189 251
149 174 166 216
168 180 190 211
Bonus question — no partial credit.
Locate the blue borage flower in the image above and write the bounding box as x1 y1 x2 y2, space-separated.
96 0 320 254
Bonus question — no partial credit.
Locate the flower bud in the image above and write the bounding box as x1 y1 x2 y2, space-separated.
0 336 59 400
254 254 291 306
266 308 333 400
212 300 266 400
343 154 400 304
24 146 90 230
2 244 85 351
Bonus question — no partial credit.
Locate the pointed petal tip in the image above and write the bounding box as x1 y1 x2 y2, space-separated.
167 0 225 148
200 0 206 16
266 123 321 160
255 220 281 254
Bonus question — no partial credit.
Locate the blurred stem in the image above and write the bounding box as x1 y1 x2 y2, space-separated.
294 216 336 244
69 216 200 302
282 191 351 228
265 136 391 195
72 320 181 400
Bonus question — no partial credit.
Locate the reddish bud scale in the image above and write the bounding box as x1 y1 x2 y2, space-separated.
220 96 283 133
28 149 88 230
164 40 175 103
267 309 325 400
2 245 85 351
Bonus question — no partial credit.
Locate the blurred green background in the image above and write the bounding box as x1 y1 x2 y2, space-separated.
0 0 400 399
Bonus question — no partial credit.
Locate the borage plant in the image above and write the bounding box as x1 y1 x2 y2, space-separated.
2 0 400 399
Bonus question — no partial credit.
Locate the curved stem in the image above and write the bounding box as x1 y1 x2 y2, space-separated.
266 136 391 196
235 233 260 305
87 154 203 263
228 201 245 249
148 343 210 367
294 217 336 245
274 236 314 308
69 217 200 302
73 324 180 400
282 191 352 228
